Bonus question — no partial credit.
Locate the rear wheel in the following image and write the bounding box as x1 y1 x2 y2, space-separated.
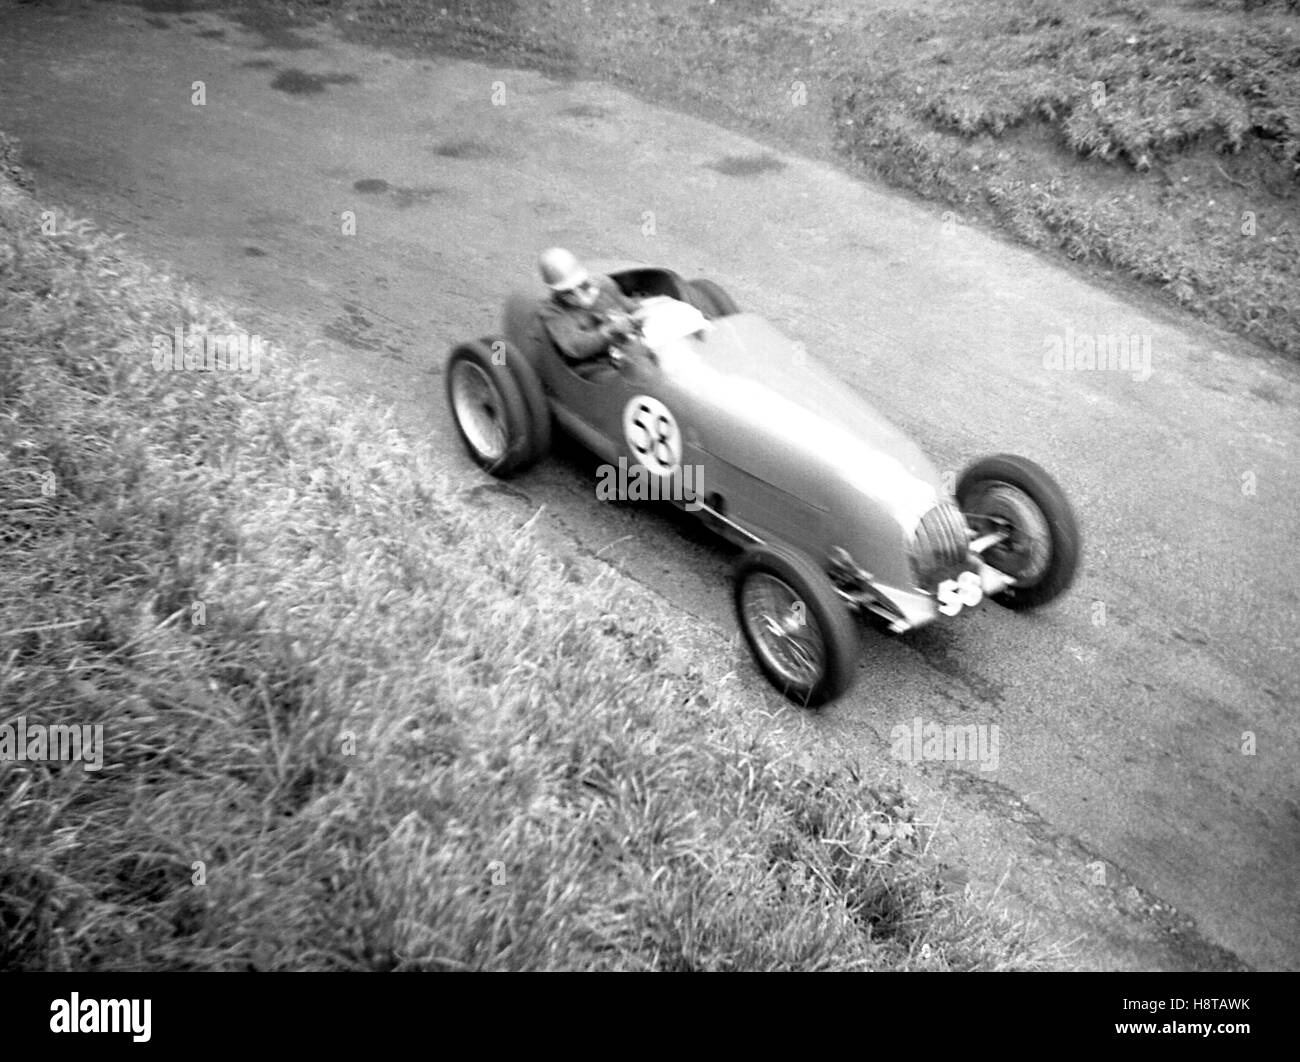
733 543 859 707
445 338 549 477
686 278 740 318
957 454 1080 610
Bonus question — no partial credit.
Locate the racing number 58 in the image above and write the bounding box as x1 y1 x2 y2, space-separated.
630 404 673 467
622 395 681 475
936 570 983 616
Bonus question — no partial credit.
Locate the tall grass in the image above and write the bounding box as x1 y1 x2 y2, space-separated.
0 166 1044 970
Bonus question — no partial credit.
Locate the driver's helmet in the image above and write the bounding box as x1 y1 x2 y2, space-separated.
538 247 591 294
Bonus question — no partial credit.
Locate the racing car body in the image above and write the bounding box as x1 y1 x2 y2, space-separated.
446 262 1080 705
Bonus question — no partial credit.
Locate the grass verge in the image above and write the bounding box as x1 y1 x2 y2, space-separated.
828 0 1300 357
0 153 1046 970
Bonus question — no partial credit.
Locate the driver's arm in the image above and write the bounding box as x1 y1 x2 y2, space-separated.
593 279 642 351
540 304 615 362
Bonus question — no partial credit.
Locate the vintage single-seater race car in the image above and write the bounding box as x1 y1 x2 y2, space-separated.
444 261 1081 706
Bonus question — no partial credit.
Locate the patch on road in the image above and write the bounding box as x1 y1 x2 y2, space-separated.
323 303 383 352
530 197 565 218
270 69 359 95
351 178 447 208
428 138 494 159
390 185 445 208
909 626 1007 706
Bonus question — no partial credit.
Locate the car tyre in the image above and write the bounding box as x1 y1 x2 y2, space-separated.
733 542 859 707
686 278 740 318
957 453 1080 610
445 337 550 477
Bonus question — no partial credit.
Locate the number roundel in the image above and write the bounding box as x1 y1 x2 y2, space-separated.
622 395 681 476
936 570 983 616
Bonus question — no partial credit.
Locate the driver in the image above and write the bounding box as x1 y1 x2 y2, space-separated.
537 248 642 372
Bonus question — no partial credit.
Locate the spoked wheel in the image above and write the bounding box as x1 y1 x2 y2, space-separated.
733 543 859 707
445 338 549 478
957 453 1081 610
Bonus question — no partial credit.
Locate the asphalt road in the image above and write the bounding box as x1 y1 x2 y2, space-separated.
2 1 1296 969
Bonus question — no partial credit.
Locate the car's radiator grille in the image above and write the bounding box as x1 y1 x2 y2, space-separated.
910 502 971 587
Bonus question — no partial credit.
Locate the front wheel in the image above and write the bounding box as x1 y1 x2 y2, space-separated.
733 543 859 707
957 454 1080 610
445 338 550 478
